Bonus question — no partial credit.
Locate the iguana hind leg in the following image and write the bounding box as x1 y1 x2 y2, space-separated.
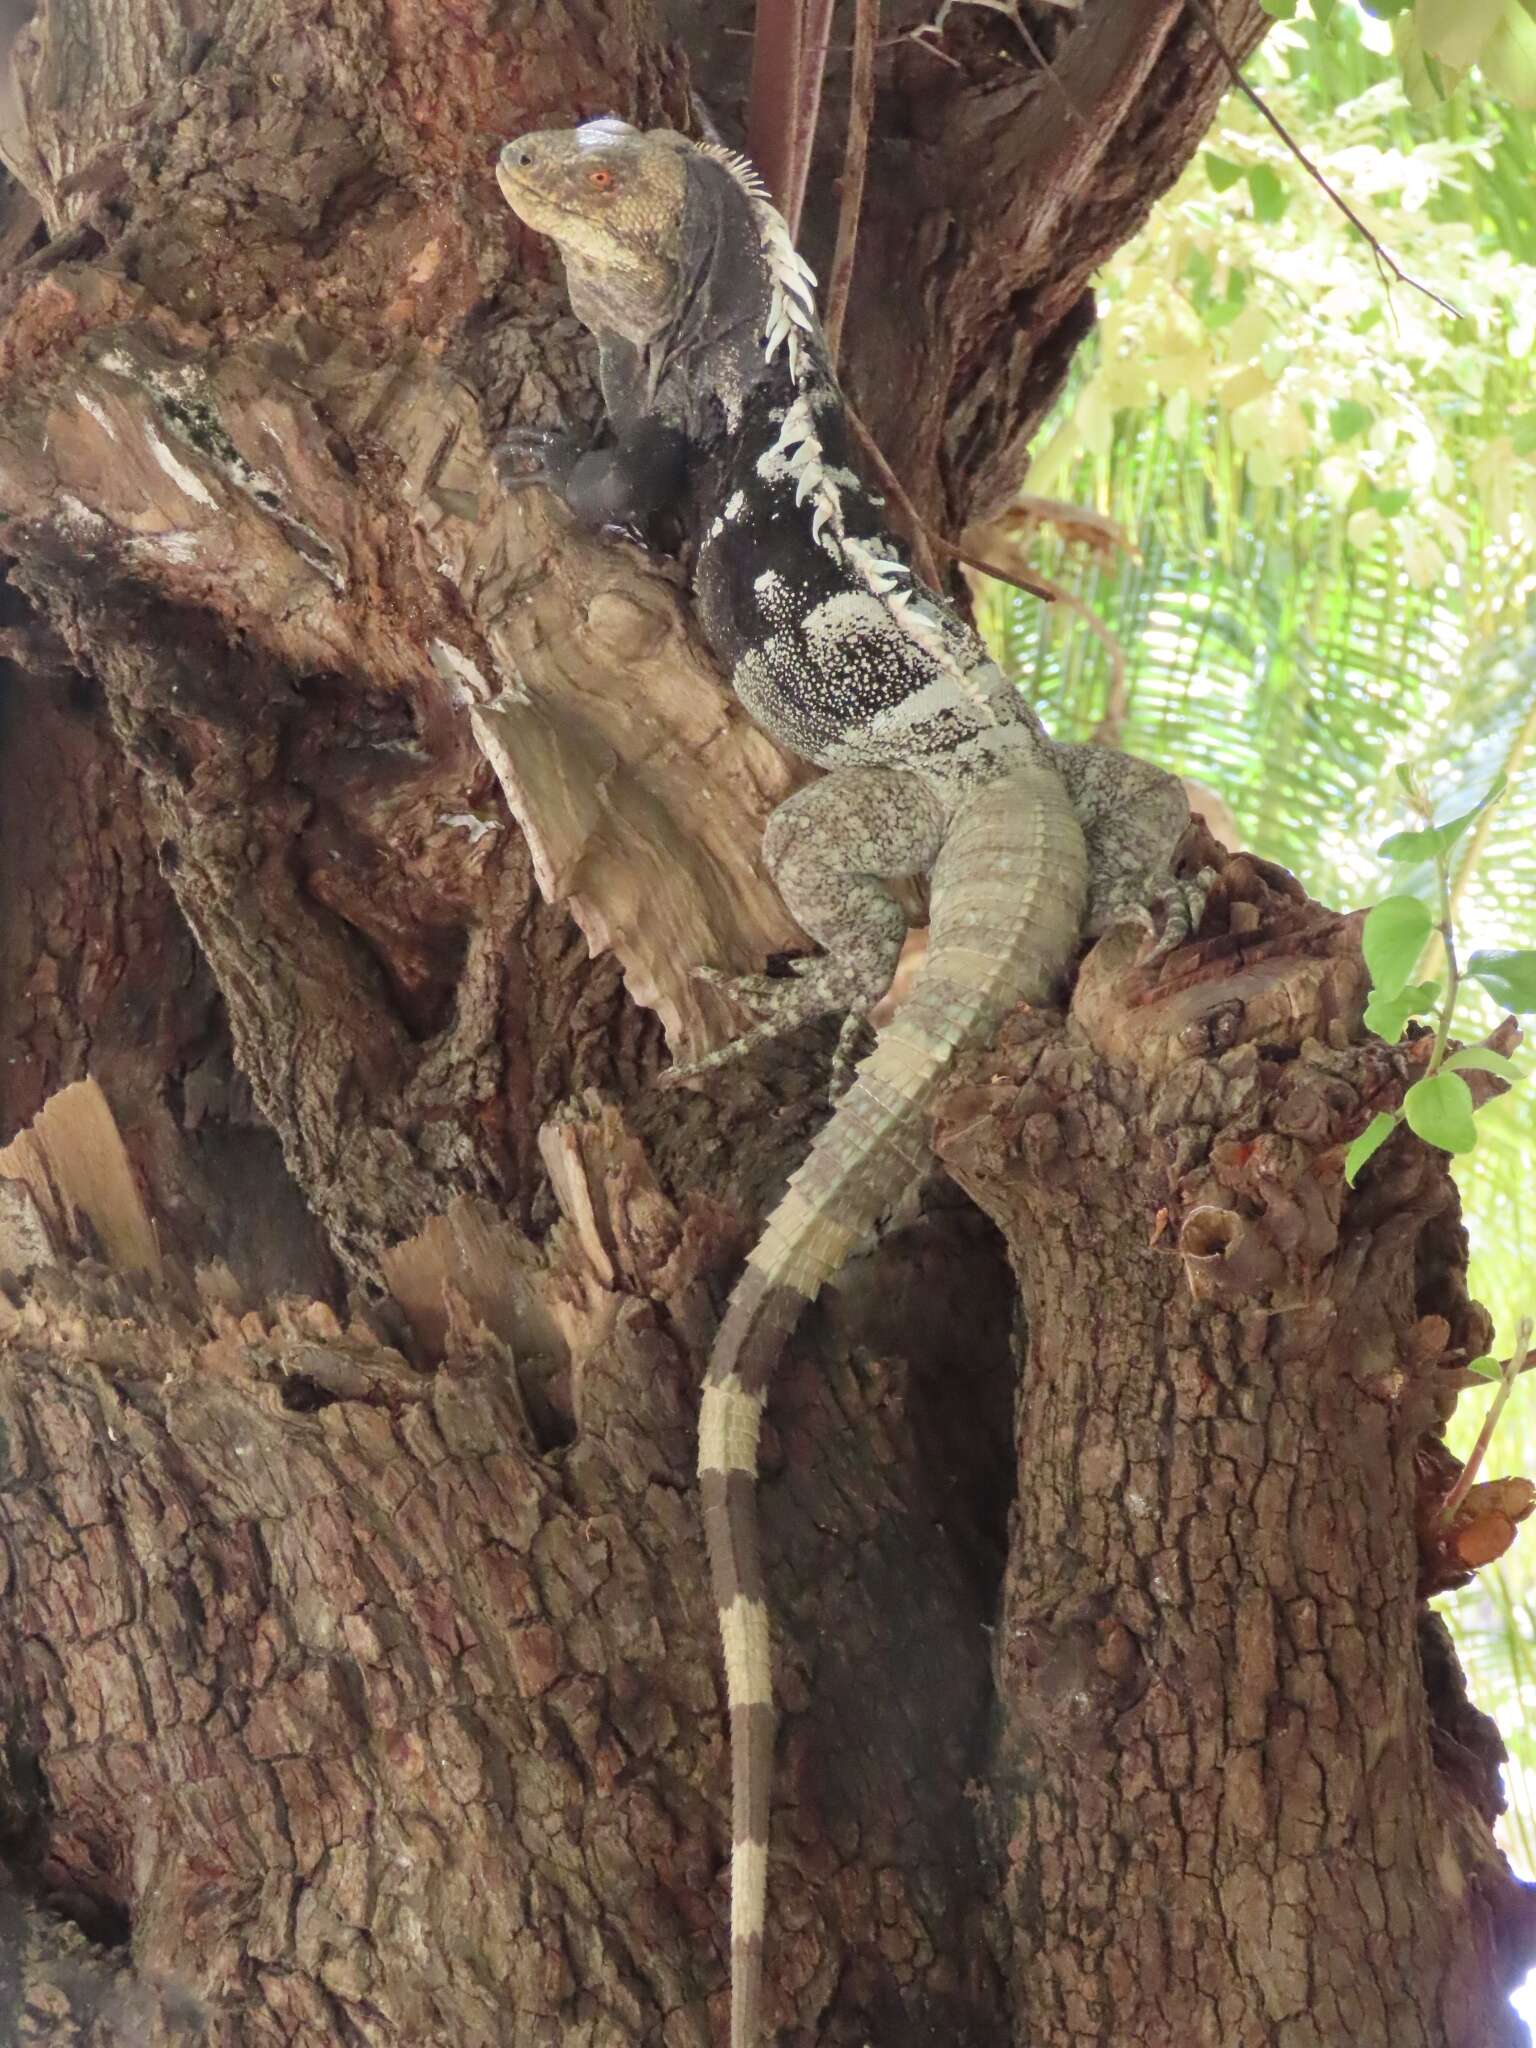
671 767 945 1082
1055 742 1211 952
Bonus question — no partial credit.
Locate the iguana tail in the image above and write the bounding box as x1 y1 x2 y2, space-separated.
698 764 1088 2048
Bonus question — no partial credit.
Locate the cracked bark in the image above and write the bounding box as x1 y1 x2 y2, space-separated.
0 1 1529 2043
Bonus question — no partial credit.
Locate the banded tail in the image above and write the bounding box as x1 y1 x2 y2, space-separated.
697 764 1088 2047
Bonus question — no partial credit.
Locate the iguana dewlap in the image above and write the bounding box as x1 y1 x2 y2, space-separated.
496 117 1194 2048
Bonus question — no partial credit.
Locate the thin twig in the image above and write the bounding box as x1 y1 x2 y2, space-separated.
907 0 1085 122
988 494 1139 564
1001 8 1085 126
824 0 880 366
1185 0 1461 321
1439 1317 1533 1527
943 540 1128 719
1446 1347 1536 1392
842 402 944 592
939 540 1063 608
746 0 804 221
785 0 837 241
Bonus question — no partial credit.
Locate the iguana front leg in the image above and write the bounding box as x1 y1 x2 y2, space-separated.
493 415 689 535
669 767 945 1084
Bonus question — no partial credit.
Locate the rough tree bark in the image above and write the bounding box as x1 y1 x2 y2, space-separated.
0 3 1530 2045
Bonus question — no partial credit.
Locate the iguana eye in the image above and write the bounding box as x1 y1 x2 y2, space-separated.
589 168 615 189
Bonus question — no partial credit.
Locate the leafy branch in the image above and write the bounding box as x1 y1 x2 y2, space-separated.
1278 0 1536 116
1440 1317 1534 1526
1188 0 1463 318
1346 767 1536 1182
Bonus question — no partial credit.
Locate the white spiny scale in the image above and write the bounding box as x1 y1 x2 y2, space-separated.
773 396 816 457
698 133 1003 721
696 141 772 203
843 533 915 602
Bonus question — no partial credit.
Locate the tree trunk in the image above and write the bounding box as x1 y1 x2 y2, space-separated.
0 3 1529 2044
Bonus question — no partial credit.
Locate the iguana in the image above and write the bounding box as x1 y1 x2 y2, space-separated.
495 119 1199 2048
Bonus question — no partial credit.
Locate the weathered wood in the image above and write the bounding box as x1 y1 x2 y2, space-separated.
0 1081 1018 2045
937 844 1529 2047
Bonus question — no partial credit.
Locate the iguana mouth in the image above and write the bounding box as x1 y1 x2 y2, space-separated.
495 148 572 213
495 167 629 253
495 160 558 219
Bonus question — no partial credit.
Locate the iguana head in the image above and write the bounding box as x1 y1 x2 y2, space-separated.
497 119 689 343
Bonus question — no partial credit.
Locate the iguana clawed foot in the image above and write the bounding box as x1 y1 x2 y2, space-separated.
1106 866 1217 962
829 1012 874 1102
491 423 587 494
660 961 856 1091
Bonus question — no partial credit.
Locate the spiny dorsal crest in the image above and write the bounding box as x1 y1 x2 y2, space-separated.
695 143 916 591
693 134 995 718
693 142 819 381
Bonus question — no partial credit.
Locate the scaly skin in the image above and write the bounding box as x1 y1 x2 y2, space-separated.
496 121 1195 2047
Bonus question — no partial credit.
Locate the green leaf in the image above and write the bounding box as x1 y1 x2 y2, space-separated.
1421 48 1451 97
1362 895 1434 995
1330 399 1373 443
1362 0 1415 14
1203 296 1244 331
1372 486 1412 517
1416 0 1506 66
1376 774 1507 861
1375 825 1438 860
1393 13 1454 100
1260 0 1298 14
1363 980 1442 1042
1513 414 1536 456
1345 1111 1399 1185
1247 164 1290 223
1204 153 1245 193
1314 0 1337 20
1464 1355 1503 1382
1198 264 1248 332
1445 1046 1524 1081
1403 1070 1479 1154
1469 949 1536 1012
1481 0 1536 104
